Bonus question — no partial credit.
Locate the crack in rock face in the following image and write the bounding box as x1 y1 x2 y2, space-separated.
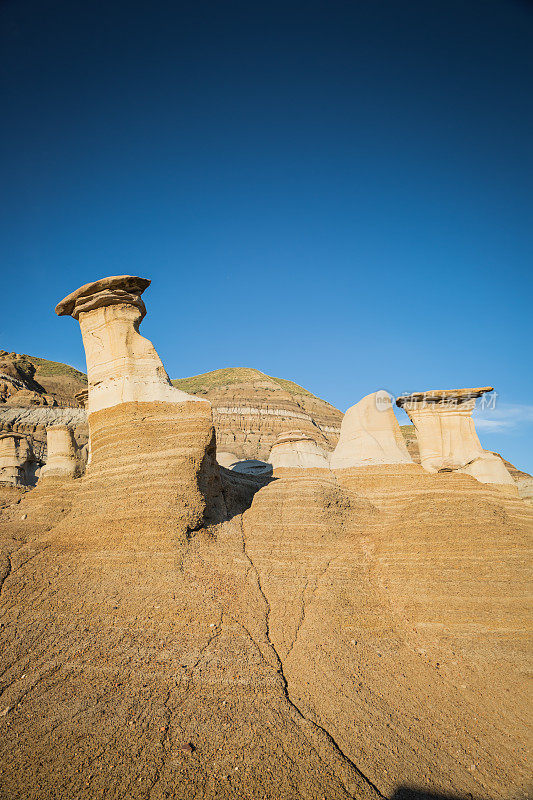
0 277 531 800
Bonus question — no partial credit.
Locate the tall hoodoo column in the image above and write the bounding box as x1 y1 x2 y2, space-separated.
330 390 413 469
396 387 515 488
40 425 81 480
55 276 224 537
268 430 329 469
55 275 203 415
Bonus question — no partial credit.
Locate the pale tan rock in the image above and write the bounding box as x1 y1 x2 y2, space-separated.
40 425 81 480
55 276 205 415
330 390 412 469
515 475 533 504
0 432 34 486
396 387 516 489
268 430 329 469
216 450 240 468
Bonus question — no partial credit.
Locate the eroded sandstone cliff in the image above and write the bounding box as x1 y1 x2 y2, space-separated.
0 276 531 800
0 456 531 799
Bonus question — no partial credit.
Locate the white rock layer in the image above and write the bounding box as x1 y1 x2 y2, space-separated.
55 276 205 416
330 391 412 469
269 430 329 469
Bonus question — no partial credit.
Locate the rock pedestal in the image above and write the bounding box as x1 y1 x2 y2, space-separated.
40 425 81 480
0 432 35 486
268 430 329 469
330 390 412 469
55 275 203 416
55 276 223 534
396 387 515 489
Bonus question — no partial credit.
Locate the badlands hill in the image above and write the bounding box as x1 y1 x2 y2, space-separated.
0 276 532 800
0 351 88 451
1 357 343 462
172 367 343 460
0 350 87 405
1 355 531 501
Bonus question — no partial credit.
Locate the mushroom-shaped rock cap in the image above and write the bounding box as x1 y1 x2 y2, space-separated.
55 275 151 320
396 387 493 407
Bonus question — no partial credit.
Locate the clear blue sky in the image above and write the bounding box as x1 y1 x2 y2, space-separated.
1 0 532 471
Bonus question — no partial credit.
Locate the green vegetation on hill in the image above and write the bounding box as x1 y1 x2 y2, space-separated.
23 355 87 383
400 424 416 435
171 367 315 397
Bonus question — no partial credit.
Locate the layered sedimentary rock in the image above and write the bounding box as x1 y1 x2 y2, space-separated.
1 445 531 799
0 350 87 406
0 351 88 461
53 275 223 533
397 387 516 490
0 432 40 486
39 425 82 480
330 391 412 469
0 357 341 466
0 405 89 462
172 368 343 461
0 278 531 800
268 429 329 469
55 275 204 415
239 464 532 797
0 277 380 799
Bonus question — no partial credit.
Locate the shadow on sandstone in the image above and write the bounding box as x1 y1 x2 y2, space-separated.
196 432 276 527
391 787 489 800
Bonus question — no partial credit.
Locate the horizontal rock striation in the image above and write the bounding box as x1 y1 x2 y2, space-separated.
0 405 89 459
173 368 343 461
242 464 532 797
268 429 330 469
0 274 531 800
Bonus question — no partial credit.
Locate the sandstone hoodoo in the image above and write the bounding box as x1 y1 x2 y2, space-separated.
0 432 40 487
55 275 205 414
268 429 330 469
396 387 516 491
54 274 223 535
0 274 531 800
39 425 83 480
330 390 413 469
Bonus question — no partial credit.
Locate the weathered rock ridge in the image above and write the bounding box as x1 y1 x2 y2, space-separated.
0 350 87 406
0 275 531 800
173 368 343 461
